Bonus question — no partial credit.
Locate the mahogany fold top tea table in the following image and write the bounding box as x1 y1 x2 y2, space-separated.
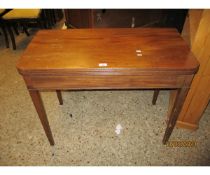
16 28 199 146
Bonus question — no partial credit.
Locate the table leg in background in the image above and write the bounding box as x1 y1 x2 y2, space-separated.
56 90 63 105
152 90 160 105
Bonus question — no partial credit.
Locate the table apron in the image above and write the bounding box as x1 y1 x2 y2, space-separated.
23 75 189 90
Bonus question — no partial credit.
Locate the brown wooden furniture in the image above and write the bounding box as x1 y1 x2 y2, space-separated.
177 10 210 130
64 9 93 28
2 9 43 50
16 28 199 146
64 9 187 31
0 9 12 48
154 10 210 130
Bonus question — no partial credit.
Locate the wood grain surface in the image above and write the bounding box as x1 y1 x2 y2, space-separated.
17 28 199 76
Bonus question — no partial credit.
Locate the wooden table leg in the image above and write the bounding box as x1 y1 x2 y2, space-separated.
152 90 159 105
166 90 178 124
162 87 190 144
29 90 55 145
56 90 63 105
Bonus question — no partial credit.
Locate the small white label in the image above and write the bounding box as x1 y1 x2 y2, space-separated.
136 49 142 53
99 63 107 67
137 53 142 57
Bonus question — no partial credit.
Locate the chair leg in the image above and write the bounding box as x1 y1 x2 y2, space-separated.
7 24 16 50
152 90 160 105
1 25 9 48
12 23 19 35
22 23 30 36
37 18 44 29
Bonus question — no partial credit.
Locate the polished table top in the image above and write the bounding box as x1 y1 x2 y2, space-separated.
17 28 199 76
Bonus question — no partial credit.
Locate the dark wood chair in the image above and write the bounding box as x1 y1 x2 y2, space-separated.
1 9 44 50
0 9 11 48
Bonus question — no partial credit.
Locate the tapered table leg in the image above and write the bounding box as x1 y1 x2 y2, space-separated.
162 87 190 144
29 90 55 145
56 90 63 105
152 90 159 105
166 90 177 124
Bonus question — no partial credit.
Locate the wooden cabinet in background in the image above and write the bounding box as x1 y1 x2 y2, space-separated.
177 9 210 130
64 9 93 28
64 9 187 31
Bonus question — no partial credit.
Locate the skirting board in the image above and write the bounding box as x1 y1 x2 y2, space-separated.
176 120 198 131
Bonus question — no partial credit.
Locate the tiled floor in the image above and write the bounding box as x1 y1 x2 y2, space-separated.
0 25 210 166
